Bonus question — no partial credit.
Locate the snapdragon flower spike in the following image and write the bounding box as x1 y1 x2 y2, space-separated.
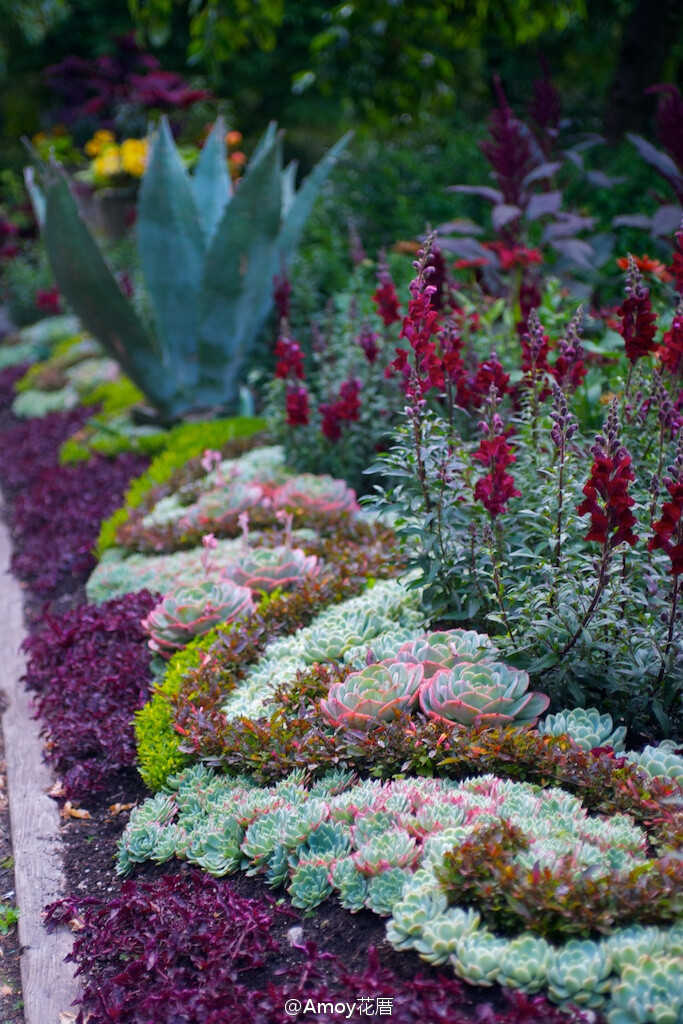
285 384 309 426
553 307 587 392
617 255 658 364
527 57 562 150
658 306 683 377
372 250 401 326
389 240 443 397
649 431 683 575
520 308 553 401
272 273 291 321
470 351 513 409
274 331 305 380
472 386 521 518
577 402 639 550
356 324 380 365
549 382 577 450
319 378 362 441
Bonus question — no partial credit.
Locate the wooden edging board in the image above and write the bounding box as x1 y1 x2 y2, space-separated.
0 503 80 1024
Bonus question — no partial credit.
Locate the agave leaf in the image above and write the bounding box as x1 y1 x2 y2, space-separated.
277 130 353 259
23 166 46 229
281 159 299 220
190 116 232 244
247 121 278 171
196 134 283 408
41 170 175 410
137 116 204 377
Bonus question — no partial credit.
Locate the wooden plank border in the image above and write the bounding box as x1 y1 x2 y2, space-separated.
0 504 80 1024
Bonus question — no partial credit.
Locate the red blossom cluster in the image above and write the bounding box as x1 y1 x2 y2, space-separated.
617 256 658 364
472 389 521 519
285 385 309 427
273 274 292 321
485 241 544 272
319 378 362 441
35 286 62 315
659 312 683 377
577 403 638 550
274 334 305 380
372 252 402 326
388 247 443 398
649 435 683 575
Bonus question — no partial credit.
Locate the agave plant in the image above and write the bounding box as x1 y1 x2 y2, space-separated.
221 544 319 594
273 474 359 517
320 661 424 730
26 119 351 421
419 661 550 728
141 578 254 657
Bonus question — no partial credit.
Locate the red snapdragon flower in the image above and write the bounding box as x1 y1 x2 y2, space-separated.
649 436 683 575
472 399 521 519
470 352 512 408
274 334 305 380
484 241 543 271
35 286 62 315
357 325 380 365
387 243 443 397
319 378 362 441
659 313 683 377
577 404 638 550
372 252 401 326
617 255 658 364
285 385 309 426
273 274 291 321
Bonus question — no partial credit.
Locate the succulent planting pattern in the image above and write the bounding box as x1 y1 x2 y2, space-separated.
539 707 628 752
86 537 249 603
273 473 360 517
625 740 683 786
141 579 255 657
220 577 426 720
318 627 549 731
221 544 319 594
119 766 683 1016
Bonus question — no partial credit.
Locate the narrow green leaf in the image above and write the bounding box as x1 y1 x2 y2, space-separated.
197 136 283 408
23 166 46 229
247 121 278 172
281 159 298 220
190 116 232 244
137 116 204 377
278 131 353 258
42 171 176 412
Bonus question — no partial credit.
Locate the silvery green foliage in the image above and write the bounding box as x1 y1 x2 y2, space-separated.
342 626 425 668
141 577 254 657
86 536 248 603
626 741 683 786
497 933 556 993
608 954 683 1024
117 766 683 1012
538 706 627 752
454 932 511 986
546 940 614 1010
12 384 80 418
222 577 426 720
320 661 424 730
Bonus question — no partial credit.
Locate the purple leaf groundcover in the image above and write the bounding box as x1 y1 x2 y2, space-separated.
22 590 158 798
9 450 148 595
45 870 597 1024
0 403 91 492
0 364 29 409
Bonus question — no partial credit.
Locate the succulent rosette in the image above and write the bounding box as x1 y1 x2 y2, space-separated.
273 474 360 518
181 481 267 529
320 661 424 730
141 578 254 657
419 661 549 728
396 629 498 679
221 545 319 594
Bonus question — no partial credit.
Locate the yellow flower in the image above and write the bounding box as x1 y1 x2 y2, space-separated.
85 129 116 157
93 147 122 180
120 138 148 178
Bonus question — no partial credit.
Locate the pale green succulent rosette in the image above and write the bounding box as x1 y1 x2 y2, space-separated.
221 544 319 594
320 661 424 729
419 660 550 727
538 706 628 751
141 577 254 657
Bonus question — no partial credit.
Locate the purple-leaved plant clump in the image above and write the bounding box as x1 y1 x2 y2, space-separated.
0 404 91 491
0 364 29 409
45 870 599 1024
22 591 158 797
9 450 147 596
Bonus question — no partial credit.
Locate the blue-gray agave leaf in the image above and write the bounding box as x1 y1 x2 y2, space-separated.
190 116 232 244
196 131 283 407
136 117 204 377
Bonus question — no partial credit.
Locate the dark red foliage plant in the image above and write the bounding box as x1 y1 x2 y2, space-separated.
22 591 158 798
44 870 598 1024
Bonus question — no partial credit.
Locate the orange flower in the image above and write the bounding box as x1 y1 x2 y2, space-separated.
616 254 672 282
225 130 243 148
228 150 246 166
